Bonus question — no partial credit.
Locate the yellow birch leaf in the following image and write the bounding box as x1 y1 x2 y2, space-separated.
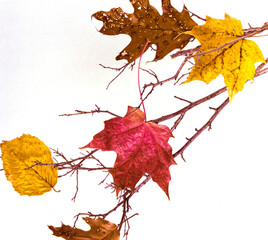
0 134 58 196
183 14 265 101
48 217 120 240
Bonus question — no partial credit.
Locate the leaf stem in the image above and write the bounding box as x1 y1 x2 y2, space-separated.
138 40 150 122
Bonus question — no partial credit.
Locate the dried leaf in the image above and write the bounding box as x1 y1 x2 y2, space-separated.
93 0 197 62
49 217 120 240
0 134 58 196
82 106 176 198
183 14 265 101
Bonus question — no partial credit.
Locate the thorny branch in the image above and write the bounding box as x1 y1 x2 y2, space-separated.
54 20 268 239
57 50 268 238
190 25 268 59
51 148 111 201
184 8 207 22
96 22 267 98
59 104 120 117
73 174 151 238
100 61 136 89
150 86 227 124
145 23 267 90
173 98 230 161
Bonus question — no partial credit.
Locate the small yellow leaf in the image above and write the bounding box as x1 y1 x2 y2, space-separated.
0 134 58 196
49 217 120 240
183 14 265 101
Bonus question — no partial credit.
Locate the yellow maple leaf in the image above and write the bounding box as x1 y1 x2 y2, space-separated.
183 14 265 101
0 134 58 196
49 217 120 240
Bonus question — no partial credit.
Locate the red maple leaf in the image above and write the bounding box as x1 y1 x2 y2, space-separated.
82 106 176 198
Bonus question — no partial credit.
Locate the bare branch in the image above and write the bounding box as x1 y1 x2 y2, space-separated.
184 8 206 22
72 174 151 237
89 174 151 220
98 62 136 89
188 24 268 60
173 98 229 159
50 148 112 200
170 113 185 132
52 149 99 167
171 45 201 59
140 68 160 82
151 86 227 124
255 57 268 77
71 169 79 202
50 18 268 240
140 54 196 105
59 105 120 117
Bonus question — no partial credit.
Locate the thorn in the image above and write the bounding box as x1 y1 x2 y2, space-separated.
181 153 186 162
208 124 212 131
95 104 100 111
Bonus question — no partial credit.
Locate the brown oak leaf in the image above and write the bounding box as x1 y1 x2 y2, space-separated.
48 217 120 240
82 106 176 198
92 0 197 62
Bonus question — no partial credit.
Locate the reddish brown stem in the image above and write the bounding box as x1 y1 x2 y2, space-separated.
138 40 150 122
151 86 227 123
173 97 229 159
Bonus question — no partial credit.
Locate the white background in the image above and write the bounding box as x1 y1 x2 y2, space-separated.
0 0 268 239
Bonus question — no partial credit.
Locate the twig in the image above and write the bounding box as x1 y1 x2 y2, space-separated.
140 68 160 83
52 19 268 239
99 62 135 89
171 22 267 62
188 24 268 60
151 86 227 123
89 174 151 219
171 46 201 59
140 55 195 104
170 113 185 132
71 169 79 201
52 149 99 167
72 174 151 237
243 22 268 35
255 57 268 77
59 105 120 117
173 98 229 159
173 57 191 84
50 148 111 200
184 8 206 22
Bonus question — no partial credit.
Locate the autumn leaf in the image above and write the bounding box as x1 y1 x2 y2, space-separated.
92 0 197 62
49 217 120 240
182 14 265 101
0 134 58 196
82 106 176 198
